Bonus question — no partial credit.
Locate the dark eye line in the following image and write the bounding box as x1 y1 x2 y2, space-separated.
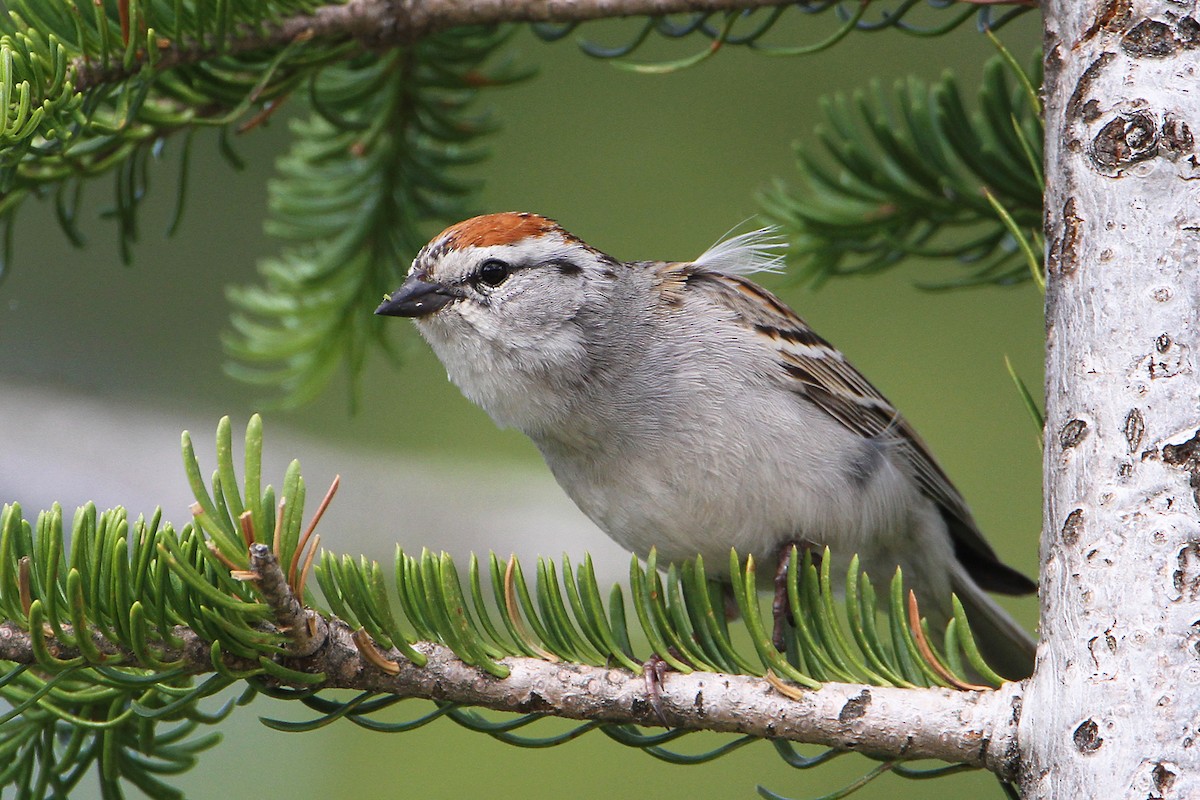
549 259 582 276
454 258 586 295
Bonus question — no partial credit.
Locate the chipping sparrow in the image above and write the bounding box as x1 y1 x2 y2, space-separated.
376 212 1037 679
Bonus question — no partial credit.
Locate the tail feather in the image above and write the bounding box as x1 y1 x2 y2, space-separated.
951 568 1036 681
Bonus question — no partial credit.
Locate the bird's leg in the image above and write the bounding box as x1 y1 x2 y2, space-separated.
721 582 739 621
642 653 672 725
641 646 693 727
773 539 822 652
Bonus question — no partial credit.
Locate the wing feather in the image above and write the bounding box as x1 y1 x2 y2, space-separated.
684 269 1035 595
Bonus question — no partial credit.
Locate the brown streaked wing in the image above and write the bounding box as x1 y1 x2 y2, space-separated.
686 271 1033 593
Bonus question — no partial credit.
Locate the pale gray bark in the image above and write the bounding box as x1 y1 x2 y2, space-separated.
1028 3 1200 797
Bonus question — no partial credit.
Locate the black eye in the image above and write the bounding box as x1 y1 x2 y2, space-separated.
475 259 511 288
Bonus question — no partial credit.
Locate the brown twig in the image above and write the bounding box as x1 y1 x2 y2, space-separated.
247 543 327 658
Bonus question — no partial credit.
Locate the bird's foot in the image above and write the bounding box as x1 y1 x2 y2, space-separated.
642 653 673 726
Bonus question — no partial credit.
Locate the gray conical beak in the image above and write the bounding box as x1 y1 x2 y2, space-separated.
375 275 458 318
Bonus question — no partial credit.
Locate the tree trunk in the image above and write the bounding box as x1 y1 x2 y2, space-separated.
1028 2 1200 796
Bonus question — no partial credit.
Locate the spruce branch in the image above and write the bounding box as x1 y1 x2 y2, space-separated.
761 48 1044 289
67 1 387 92
0 620 1023 777
0 620 242 672
64 0 1035 90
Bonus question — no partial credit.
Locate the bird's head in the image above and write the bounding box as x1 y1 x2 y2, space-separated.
376 212 627 429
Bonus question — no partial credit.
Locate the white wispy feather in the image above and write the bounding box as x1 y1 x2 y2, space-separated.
692 225 787 275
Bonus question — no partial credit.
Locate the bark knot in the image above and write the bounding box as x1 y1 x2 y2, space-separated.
1153 761 1177 794
1161 114 1195 160
1061 509 1085 546
1083 0 1132 41
1048 198 1084 276
838 689 871 723
1059 419 1089 449
1162 430 1200 472
1174 541 1200 599
1091 111 1159 170
1121 19 1178 58
1073 718 1103 754
517 691 554 714
1124 409 1146 453
1115 15 1200 56
1177 17 1200 49
1143 337 1191 380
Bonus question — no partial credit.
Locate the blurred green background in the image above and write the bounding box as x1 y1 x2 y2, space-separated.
0 10 1042 800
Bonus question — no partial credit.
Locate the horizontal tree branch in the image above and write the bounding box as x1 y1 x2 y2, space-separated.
284 0 1034 40
0 542 1023 777
384 0 812 36
0 614 1024 780
71 0 803 89
77 0 930 90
